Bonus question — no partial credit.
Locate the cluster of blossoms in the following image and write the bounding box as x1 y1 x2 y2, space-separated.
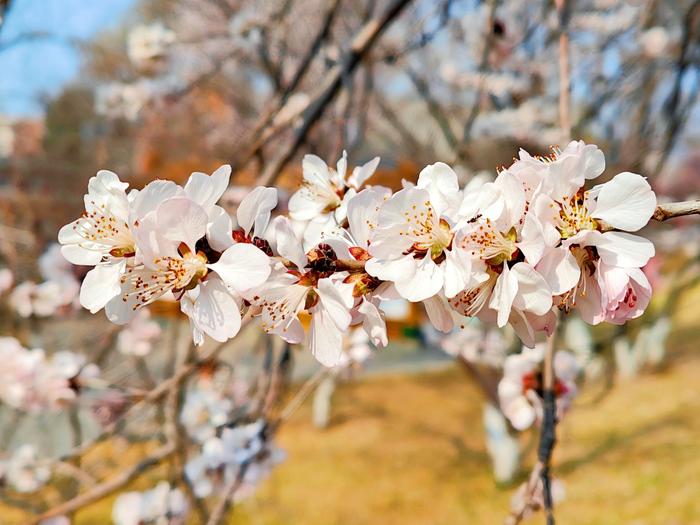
59 141 657 367
498 345 580 430
0 337 99 413
0 444 51 493
178 369 285 499
112 481 188 525
8 244 81 318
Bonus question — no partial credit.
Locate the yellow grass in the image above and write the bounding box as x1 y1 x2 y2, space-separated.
230 360 700 525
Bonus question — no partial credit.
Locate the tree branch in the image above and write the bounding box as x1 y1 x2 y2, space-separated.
254 0 413 186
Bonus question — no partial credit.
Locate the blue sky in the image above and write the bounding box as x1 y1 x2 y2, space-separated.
0 0 137 116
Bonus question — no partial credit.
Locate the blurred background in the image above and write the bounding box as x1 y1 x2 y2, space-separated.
0 0 699 523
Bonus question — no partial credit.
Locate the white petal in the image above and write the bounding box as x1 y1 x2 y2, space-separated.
236 186 278 237
536 248 580 295
443 248 473 299
511 263 553 316
595 231 655 268
592 172 656 231
272 217 307 270
393 253 444 302
184 165 231 210
209 243 271 294
302 154 331 187
346 187 390 248
181 278 241 343
416 162 460 216
489 265 518 327
309 305 344 367
206 205 234 252
357 299 388 347
60 242 103 266
130 179 183 223
156 197 208 251
494 170 526 226
316 277 353 329
347 156 380 189
365 254 416 282
80 261 126 313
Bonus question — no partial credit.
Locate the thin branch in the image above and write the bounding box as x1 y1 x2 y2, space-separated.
652 0 700 176
34 443 176 523
254 0 414 186
555 0 573 141
539 332 557 525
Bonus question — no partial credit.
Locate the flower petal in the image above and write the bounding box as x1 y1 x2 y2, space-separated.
184 165 231 210
591 172 656 231
595 231 655 268
181 277 241 343
80 261 126 313
236 186 278 237
209 243 271 294
536 248 580 295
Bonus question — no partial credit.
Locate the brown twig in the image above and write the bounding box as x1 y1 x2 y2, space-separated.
34 443 176 523
255 0 413 186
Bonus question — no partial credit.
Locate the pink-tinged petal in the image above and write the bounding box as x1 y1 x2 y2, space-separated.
357 298 388 347
236 186 278 237
416 162 460 216
79 261 126 313
347 156 380 189
576 270 605 325
595 231 655 268
209 243 271 294
130 179 183 223
537 248 580 295
511 263 552 316
309 305 344 367
181 278 241 343
394 253 444 302
156 197 208 251
422 295 454 333
254 278 308 343
490 264 518 327
591 172 656 231
184 165 231 210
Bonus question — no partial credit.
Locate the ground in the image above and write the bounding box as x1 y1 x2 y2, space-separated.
229 357 700 525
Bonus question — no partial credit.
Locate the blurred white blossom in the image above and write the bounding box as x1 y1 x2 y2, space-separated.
112 481 188 525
